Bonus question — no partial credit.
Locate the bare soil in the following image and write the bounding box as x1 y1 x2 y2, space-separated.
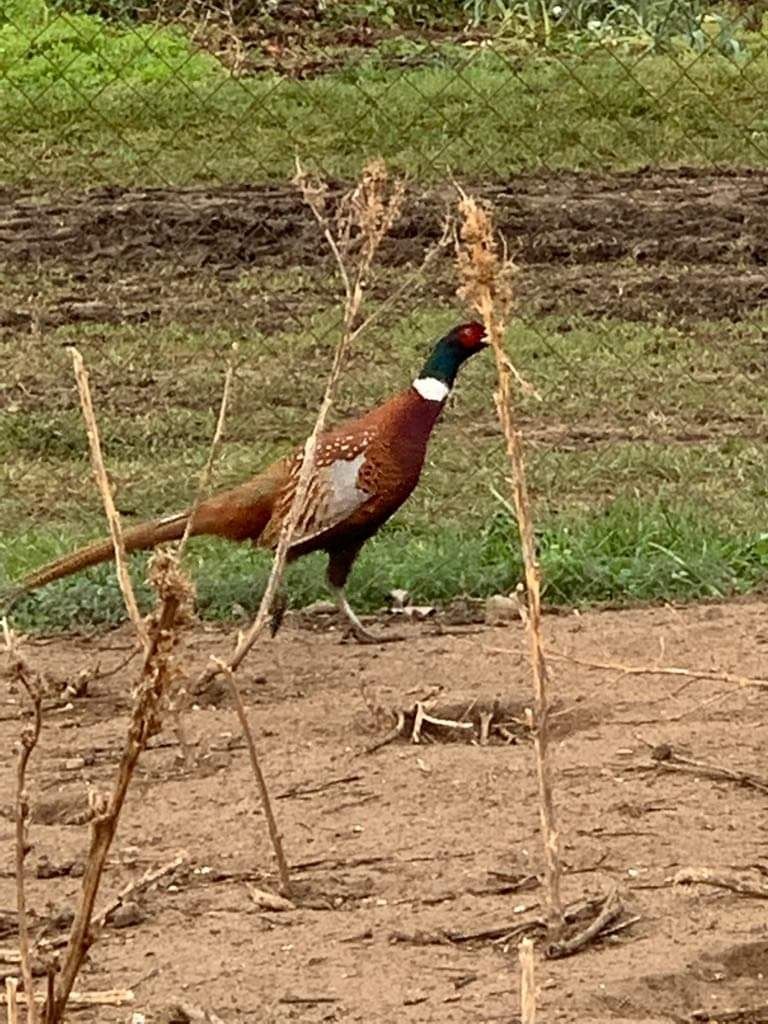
2 600 768 1022
1 167 767 331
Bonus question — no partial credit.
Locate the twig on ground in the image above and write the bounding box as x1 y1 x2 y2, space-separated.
277 775 362 799
3 620 42 1024
94 853 186 931
690 1005 768 1022
638 742 768 796
673 867 768 899
541 650 768 691
364 710 406 753
70 348 148 651
455 189 564 938
5 989 134 1009
519 937 536 1024
544 886 622 959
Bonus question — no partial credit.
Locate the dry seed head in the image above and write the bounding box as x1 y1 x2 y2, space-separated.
146 549 196 627
338 158 405 264
292 162 328 217
455 195 516 321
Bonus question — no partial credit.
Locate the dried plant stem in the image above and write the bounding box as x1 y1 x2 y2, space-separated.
545 886 622 958
455 191 564 936
173 360 234 769
52 579 183 1021
178 361 234 558
94 853 186 931
189 164 405 892
70 348 148 652
3 621 42 1024
546 650 768 690
216 660 291 892
5 977 19 1024
519 937 536 1024
49 352 193 1022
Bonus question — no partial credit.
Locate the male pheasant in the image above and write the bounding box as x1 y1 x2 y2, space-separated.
4 321 487 642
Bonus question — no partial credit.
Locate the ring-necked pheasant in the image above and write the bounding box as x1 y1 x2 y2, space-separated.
3 321 487 642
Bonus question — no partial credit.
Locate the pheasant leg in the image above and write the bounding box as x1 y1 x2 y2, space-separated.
269 586 288 637
330 586 404 645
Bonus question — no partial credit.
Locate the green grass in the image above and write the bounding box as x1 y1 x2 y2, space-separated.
3 501 767 631
1 3 766 628
2 308 767 527
1 4 767 186
2 305 767 629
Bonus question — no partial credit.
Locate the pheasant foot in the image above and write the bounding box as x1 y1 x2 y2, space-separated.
331 586 406 645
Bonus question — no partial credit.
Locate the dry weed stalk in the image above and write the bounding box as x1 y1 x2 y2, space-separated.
71 349 149 652
178 359 234 558
455 191 564 936
519 936 537 1024
5 977 19 1024
189 160 407 894
33 351 196 1020
173 359 235 768
51 552 193 1021
2 620 42 1024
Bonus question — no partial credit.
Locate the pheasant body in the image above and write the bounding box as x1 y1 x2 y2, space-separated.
4 322 487 639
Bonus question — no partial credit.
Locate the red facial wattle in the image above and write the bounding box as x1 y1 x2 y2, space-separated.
457 322 488 349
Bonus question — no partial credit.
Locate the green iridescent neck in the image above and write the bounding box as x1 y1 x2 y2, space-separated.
418 338 464 388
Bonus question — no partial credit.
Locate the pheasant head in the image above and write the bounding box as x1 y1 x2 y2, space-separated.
412 321 487 402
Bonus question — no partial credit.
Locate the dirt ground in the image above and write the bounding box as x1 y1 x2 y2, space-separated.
1 167 767 331
2 600 768 1022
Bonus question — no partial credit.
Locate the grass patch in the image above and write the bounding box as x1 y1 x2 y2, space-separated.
1 13 767 186
2 304 767 630
3 500 766 631
2 308 766 535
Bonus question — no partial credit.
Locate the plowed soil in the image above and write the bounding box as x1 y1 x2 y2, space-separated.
1 167 767 330
2 600 768 1022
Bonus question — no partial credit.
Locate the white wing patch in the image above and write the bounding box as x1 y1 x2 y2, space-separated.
326 452 369 521
290 450 373 547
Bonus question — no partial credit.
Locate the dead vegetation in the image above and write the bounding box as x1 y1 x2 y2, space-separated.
3 162 768 1022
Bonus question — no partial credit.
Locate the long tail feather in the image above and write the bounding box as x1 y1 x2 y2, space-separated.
2 466 286 614
2 512 189 612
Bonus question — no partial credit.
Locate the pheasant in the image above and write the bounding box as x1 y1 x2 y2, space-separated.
3 321 487 642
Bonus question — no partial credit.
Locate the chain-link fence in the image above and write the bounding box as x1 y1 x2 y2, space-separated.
1 0 767 628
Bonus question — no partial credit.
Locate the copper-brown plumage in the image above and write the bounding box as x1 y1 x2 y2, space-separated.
4 322 487 641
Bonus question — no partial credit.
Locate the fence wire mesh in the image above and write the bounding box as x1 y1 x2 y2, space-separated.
1 0 767 627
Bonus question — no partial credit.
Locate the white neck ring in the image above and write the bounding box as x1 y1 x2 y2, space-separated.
413 377 450 402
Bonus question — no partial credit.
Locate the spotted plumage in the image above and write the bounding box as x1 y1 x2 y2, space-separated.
3 322 488 641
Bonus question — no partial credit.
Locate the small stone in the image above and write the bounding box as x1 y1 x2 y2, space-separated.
702 606 725 621
36 855 74 879
205 752 230 771
387 588 410 610
63 757 86 771
47 904 75 930
108 900 144 929
302 599 336 616
485 594 518 626
195 679 229 708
